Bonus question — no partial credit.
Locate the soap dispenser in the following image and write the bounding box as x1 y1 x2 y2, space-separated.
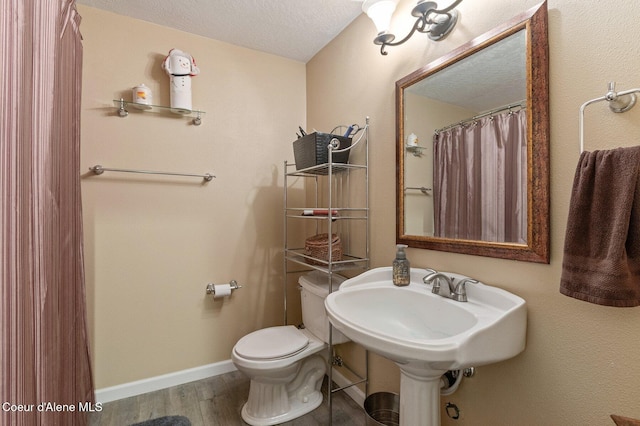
393 244 410 286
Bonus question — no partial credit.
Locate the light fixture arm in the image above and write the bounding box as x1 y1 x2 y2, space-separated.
373 0 463 55
430 0 463 14
376 15 427 55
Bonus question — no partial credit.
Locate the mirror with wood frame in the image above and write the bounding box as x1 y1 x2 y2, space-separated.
396 2 549 263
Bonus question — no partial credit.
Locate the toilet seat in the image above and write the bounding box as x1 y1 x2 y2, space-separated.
234 326 309 360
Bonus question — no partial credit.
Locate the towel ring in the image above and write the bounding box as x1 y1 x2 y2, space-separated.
579 82 640 153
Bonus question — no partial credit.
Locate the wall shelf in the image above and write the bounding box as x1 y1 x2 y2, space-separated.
406 144 426 157
113 99 205 125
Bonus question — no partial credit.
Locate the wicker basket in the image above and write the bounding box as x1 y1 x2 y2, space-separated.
304 233 342 265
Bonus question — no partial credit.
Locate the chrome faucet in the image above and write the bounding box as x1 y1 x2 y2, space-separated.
452 278 478 302
423 271 478 302
423 272 456 298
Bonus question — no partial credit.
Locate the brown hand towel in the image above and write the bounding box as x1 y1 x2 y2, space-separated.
560 146 640 307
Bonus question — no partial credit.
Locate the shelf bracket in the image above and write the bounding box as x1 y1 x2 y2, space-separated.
193 112 202 126
117 98 128 117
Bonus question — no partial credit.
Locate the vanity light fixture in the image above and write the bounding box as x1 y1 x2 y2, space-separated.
362 0 463 55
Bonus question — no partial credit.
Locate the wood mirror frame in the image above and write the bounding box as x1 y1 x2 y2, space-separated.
395 2 549 263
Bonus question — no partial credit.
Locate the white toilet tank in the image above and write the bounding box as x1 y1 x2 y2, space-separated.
299 271 349 345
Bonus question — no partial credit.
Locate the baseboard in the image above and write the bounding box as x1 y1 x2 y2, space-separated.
94 360 237 403
330 368 366 408
95 358 365 408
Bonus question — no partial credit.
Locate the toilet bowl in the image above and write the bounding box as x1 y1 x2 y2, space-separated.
231 271 348 426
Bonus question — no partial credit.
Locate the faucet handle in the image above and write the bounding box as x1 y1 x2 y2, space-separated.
422 270 443 295
422 268 438 284
453 278 478 302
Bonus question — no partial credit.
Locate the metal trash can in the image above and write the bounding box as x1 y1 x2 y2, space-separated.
364 392 400 426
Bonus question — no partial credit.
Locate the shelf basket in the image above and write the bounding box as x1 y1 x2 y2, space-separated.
293 132 351 170
304 233 343 265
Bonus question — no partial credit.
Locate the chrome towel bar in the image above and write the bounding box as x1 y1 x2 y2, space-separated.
89 165 215 182
405 186 431 194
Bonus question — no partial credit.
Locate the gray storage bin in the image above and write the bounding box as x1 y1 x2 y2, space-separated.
292 132 351 170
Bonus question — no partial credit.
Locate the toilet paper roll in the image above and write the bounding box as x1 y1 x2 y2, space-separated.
212 283 232 299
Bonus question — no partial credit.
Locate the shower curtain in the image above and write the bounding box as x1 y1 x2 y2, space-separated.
433 109 527 243
1 1 94 425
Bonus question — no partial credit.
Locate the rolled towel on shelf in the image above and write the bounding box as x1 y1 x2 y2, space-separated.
301 209 339 217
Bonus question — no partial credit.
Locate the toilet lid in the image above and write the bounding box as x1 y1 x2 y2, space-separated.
235 326 309 360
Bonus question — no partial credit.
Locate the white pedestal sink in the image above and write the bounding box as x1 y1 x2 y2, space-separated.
325 267 527 426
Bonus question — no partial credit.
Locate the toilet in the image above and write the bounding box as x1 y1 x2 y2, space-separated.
231 271 349 426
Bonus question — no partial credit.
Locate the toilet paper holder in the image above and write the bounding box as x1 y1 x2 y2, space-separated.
205 280 241 297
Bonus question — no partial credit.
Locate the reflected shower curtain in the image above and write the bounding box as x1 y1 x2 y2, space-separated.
433 110 527 243
1 1 94 425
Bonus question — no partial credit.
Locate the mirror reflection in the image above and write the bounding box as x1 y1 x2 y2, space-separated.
403 30 526 242
396 3 549 263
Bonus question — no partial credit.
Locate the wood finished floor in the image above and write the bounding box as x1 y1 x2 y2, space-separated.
90 370 366 426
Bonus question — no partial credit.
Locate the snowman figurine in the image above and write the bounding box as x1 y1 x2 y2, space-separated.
161 48 200 113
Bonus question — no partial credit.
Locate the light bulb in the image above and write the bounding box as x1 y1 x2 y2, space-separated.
362 0 397 35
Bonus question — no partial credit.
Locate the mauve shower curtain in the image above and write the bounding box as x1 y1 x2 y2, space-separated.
1 1 94 425
433 110 527 243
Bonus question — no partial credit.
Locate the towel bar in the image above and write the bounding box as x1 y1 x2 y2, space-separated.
89 165 215 182
405 186 431 194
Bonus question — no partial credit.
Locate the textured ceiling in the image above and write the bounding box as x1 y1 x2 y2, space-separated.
407 30 527 112
76 0 364 63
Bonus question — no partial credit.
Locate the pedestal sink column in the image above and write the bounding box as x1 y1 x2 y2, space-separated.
399 368 444 426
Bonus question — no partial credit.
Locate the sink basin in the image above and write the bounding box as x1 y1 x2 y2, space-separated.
324 267 527 426
325 267 526 371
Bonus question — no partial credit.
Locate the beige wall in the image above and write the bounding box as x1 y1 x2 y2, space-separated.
79 6 306 388
308 0 640 424
79 0 640 423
